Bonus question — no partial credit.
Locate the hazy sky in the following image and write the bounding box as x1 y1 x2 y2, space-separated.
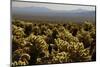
12 1 95 11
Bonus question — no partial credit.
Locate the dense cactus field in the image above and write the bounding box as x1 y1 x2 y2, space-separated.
12 20 96 66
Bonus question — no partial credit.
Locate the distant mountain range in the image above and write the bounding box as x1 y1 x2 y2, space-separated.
12 6 96 23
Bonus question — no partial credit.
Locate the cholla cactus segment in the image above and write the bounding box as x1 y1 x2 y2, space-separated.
20 53 30 61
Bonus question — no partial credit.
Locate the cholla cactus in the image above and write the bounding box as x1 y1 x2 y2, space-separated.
27 34 49 57
12 25 25 38
44 29 53 36
54 38 91 62
51 52 70 63
69 42 91 62
56 27 79 42
82 21 94 31
12 48 30 66
76 28 93 48
12 19 96 66
54 38 70 52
